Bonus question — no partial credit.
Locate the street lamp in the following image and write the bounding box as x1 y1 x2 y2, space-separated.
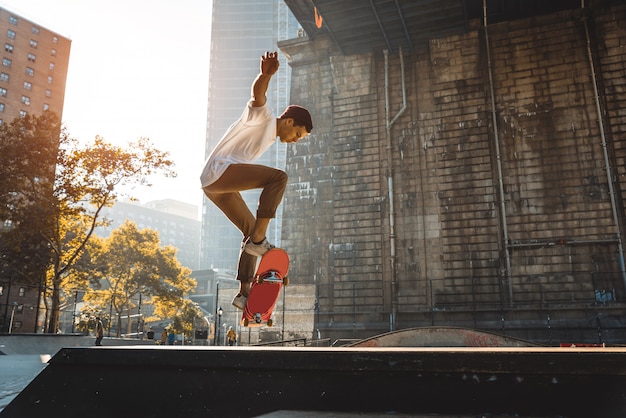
215 306 223 346
8 302 18 334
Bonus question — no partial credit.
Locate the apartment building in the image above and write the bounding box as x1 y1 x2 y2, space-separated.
0 7 71 333
0 7 70 123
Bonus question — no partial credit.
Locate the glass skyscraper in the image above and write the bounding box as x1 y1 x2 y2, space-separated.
200 0 299 270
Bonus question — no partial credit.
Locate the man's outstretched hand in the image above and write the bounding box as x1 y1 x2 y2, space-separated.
261 51 280 76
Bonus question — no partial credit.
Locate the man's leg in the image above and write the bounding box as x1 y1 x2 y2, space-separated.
203 189 257 288
242 166 287 255
203 164 287 296
207 164 287 243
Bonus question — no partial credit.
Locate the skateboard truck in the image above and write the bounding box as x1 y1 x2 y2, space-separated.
257 270 289 285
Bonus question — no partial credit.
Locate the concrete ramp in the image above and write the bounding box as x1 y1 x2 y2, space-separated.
2 346 625 417
349 326 541 347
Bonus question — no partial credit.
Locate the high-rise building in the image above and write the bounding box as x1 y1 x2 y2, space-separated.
199 0 300 270
0 7 71 333
0 7 70 123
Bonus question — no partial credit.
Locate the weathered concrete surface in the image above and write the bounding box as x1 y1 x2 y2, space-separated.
2 346 624 417
279 2 626 344
348 326 543 347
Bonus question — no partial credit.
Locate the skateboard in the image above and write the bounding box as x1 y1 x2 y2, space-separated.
242 248 289 327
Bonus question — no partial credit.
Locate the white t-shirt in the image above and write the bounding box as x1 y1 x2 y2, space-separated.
200 101 276 188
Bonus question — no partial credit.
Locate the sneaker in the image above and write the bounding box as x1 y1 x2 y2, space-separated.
232 293 247 311
244 238 275 257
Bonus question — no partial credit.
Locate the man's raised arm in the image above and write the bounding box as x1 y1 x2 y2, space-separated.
251 51 280 107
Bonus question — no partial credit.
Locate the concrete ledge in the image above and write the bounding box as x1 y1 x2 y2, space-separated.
2 346 625 417
0 334 156 355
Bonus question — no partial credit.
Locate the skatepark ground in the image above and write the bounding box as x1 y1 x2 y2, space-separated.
1 329 624 417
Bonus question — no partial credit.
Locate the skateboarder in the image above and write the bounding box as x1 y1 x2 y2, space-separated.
200 51 313 310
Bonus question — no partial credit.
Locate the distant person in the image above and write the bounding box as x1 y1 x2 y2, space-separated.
161 329 168 345
146 327 155 340
167 330 176 346
94 317 104 346
200 51 313 311
227 326 236 346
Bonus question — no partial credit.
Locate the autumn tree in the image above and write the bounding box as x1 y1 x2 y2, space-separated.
0 112 176 333
47 133 177 332
0 113 60 330
82 220 200 337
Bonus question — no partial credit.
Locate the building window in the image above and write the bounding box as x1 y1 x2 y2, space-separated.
4 43 13 53
18 287 25 297
25 67 34 76
49 62 54 70
22 96 30 105
12 321 22 330
53 36 58 43
0 103 4 112
43 103 49 111
29 39 38 48
17 304 24 313
24 81 31 90
0 285 3 295
9 16 17 25
19 110 27 118
0 73 8 82
0 88 6 97
7 30 15 40
32 26 40 35
2 58 11 68
45 89 51 97
47 75 53 84
51 48 56 56
28 53 36 62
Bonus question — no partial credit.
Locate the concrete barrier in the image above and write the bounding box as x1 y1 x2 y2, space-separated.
0 334 156 356
2 346 625 417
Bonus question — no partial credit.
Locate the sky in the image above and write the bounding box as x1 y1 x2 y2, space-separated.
1 0 213 218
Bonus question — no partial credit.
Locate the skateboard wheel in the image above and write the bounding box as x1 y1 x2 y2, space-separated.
283 276 289 286
267 319 273 327
257 276 264 284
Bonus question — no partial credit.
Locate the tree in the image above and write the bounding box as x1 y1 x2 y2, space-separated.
82 220 200 337
0 113 61 331
46 131 177 333
0 112 176 333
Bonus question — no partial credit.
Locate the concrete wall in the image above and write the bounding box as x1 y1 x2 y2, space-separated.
279 4 626 343
4 346 625 417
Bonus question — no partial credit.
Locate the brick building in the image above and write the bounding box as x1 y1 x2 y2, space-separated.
0 7 70 122
278 1 626 344
0 7 71 333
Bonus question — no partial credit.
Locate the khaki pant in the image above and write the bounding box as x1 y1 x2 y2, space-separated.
203 164 287 283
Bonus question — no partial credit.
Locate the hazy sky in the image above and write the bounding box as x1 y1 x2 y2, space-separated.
1 0 213 216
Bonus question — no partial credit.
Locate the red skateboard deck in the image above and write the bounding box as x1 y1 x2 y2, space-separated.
242 248 289 327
